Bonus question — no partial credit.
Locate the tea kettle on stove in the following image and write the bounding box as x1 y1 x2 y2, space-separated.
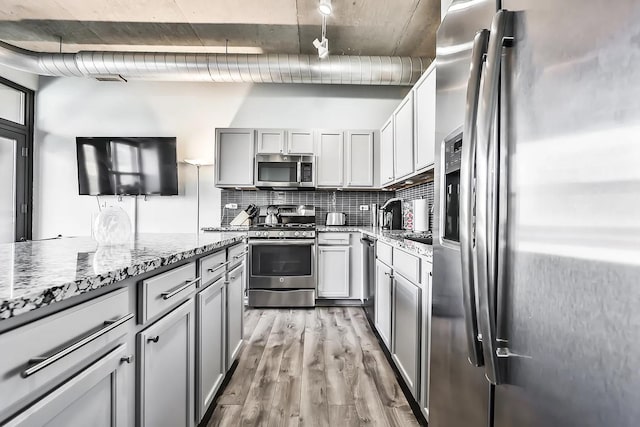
265 205 280 225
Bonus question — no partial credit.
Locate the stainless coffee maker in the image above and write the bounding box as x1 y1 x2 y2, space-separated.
380 198 403 230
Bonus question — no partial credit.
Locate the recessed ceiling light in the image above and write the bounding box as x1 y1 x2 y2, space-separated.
319 0 332 16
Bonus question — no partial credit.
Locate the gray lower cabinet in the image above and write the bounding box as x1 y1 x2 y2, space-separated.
420 262 433 420
138 300 195 427
5 344 131 427
226 263 245 367
317 245 350 298
375 259 393 349
392 272 422 399
196 277 226 422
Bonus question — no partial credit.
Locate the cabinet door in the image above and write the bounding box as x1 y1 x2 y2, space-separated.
420 263 433 420
287 130 315 154
138 300 195 427
392 273 421 399
227 263 245 367
215 128 255 187
380 119 395 186
345 131 374 187
256 129 285 154
318 245 350 298
5 344 131 427
196 278 226 422
393 92 415 180
414 69 436 171
316 131 344 187
375 259 393 348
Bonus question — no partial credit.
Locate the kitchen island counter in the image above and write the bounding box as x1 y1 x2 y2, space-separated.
0 233 246 323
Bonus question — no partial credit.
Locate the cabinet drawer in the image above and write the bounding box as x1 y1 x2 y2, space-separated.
199 250 227 287
139 262 197 324
228 243 247 269
393 248 421 284
0 288 131 422
318 232 350 245
377 241 393 266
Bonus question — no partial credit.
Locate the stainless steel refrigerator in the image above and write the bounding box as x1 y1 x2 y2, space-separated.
432 1 640 427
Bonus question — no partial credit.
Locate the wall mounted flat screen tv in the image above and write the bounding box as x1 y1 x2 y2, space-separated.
76 137 178 196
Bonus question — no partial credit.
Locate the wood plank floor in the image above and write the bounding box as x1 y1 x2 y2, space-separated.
209 307 421 427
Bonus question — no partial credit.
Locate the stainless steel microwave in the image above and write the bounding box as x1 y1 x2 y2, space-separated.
254 154 314 188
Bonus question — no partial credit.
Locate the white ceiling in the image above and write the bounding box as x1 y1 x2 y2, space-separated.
0 0 439 58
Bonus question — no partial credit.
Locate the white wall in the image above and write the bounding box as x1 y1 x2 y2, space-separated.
33 78 407 238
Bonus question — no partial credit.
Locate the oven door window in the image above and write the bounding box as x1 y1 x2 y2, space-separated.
251 244 312 276
257 162 297 183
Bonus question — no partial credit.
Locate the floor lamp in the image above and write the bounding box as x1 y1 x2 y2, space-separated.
183 159 214 234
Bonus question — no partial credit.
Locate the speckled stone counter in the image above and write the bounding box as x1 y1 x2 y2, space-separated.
0 233 246 322
202 226 250 232
317 226 433 260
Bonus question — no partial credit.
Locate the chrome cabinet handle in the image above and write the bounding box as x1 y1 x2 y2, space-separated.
22 313 134 378
459 28 490 368
475 9 513 386
233 251 248 259
120 355 133 364
147 336 159 343
384 272 394 279
207 261 229 274
161 277 200 300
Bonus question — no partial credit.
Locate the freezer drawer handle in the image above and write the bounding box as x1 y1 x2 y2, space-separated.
161 277 200 300
22 312 134 378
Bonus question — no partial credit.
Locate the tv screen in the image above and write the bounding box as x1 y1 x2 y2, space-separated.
76 137 178 196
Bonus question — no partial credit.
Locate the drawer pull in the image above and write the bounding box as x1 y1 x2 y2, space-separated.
161 277 200 300
22 312 134 378
120 355 133 364
233 252 248 260
229 276 236 280
384 272 395 279
147 336 160 343
207 261 230 274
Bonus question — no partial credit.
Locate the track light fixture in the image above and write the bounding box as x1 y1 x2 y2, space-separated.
313 3 331 60
313 37 329 59
318 0 332 16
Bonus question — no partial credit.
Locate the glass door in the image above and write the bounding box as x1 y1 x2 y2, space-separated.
0 131 26 243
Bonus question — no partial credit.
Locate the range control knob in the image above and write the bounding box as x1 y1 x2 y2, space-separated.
294 231 300 237
263 231 269 237
279 231 285 237
301 231 306 237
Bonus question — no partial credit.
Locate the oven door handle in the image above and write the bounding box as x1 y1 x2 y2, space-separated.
249 240 315 246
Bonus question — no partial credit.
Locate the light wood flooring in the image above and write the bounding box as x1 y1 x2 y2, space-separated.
208 307 422 427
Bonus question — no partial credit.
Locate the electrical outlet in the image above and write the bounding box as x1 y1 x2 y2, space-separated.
225 203 238 209
359 205 369 211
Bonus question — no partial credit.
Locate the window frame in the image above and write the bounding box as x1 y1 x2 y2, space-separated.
0 76 34 241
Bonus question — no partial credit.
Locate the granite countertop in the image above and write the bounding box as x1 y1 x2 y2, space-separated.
317 225 433 260
202 226 250 232
0 233 246 322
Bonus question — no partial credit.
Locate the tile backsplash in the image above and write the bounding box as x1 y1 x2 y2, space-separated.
220 181 434 229
221 190 394 226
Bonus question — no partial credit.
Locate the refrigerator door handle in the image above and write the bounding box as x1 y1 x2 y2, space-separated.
475 9 514 385
460 28 490 368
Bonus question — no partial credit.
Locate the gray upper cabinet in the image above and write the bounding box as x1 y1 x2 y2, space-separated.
137 300 195 427
226 262 245 367
393 91 415 180
345 131 375 188
286 130 315 154
316 131 344 187
5 344 131 427
196 278 226 422
215 128 255 187
414 67 436 171
392 272 421 399
380 118 395 186
256 129 285 154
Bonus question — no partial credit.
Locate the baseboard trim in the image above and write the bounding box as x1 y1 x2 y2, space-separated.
314 298 364 307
